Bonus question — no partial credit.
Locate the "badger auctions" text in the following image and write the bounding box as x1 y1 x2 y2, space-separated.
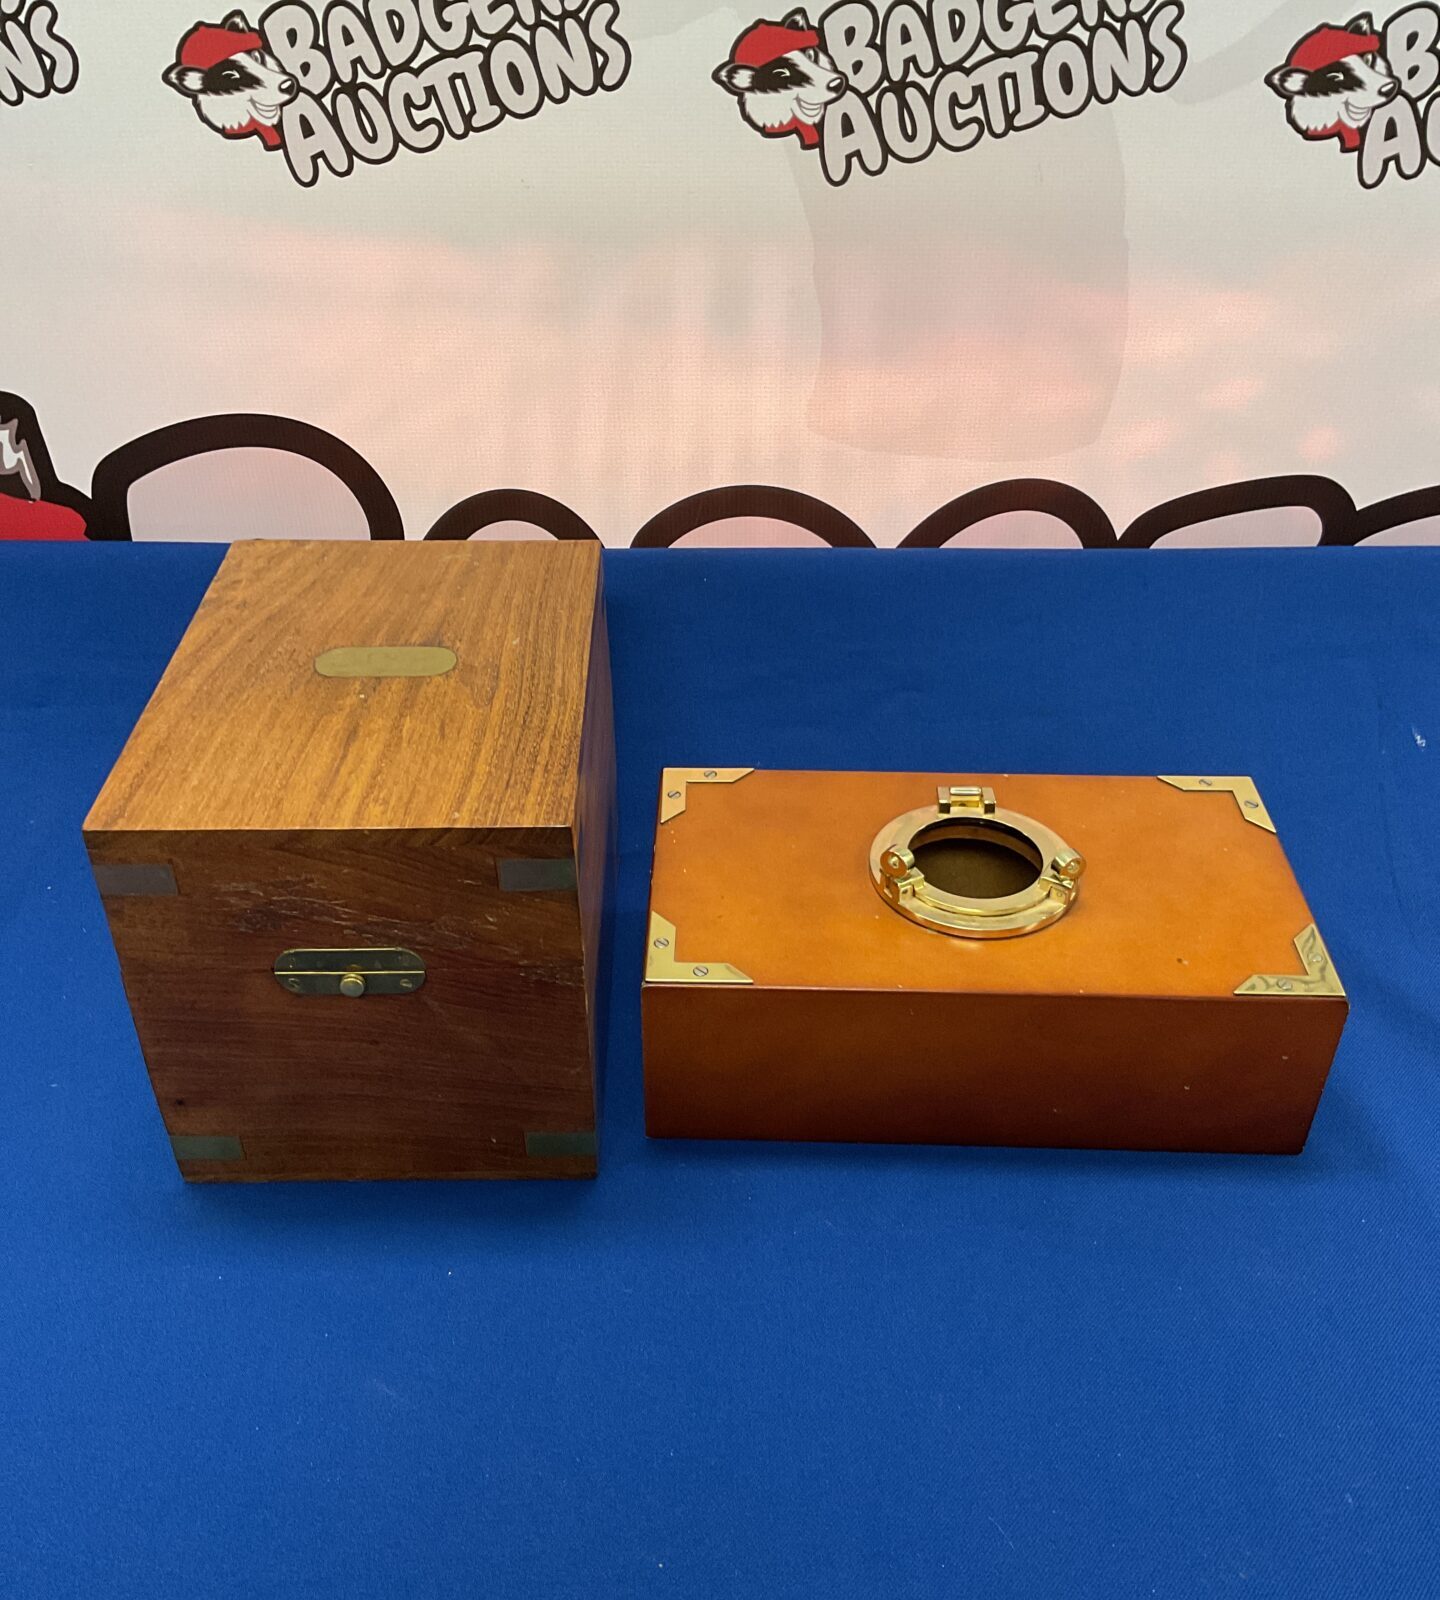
811 0 1186 186
259 0 630 186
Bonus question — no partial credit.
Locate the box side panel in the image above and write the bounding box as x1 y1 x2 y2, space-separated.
643 987 1347 1155
573 585 617 1113
86 827 596 1180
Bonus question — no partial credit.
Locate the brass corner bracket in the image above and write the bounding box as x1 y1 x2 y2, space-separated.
659 768 753 825
645 913 751 986
1158 775 1276 834
1236 924 1346 998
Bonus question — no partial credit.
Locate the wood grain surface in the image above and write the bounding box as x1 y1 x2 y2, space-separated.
643 771 1347 1154
85 540 613 1181
86 539 601 834
646 771 1319 997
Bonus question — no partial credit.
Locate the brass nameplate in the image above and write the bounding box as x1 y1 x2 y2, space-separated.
274 948 426 998
315 646 457 679
93 863 178 898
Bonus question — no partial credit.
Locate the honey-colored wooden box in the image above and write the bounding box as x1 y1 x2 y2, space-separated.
643 771 1347 1155
85 540 614 1182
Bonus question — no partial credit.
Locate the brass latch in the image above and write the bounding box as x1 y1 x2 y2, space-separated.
939 785 996 815
274 949 426 998
870 784 1084 939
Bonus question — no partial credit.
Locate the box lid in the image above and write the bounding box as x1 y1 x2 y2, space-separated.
645 770 1338 1002
86 540 602 835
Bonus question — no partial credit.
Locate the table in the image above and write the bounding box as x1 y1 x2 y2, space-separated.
3 544 1436 1599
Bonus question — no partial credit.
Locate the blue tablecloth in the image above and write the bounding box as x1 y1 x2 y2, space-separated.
3 544 1437 1599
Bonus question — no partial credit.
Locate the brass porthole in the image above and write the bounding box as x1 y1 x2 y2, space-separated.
869 785 1084 939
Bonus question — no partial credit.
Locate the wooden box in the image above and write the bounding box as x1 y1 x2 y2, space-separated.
85 540 614 1182
643 771 1347 1155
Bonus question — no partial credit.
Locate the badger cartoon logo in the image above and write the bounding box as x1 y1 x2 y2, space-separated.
0 394 92 542
1267 13 1398 153
714 9 847 150
163 11 298 152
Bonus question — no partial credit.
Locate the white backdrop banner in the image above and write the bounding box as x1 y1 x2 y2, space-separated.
3 2 1439 546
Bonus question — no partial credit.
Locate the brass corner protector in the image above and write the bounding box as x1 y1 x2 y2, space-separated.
524 1131 597 1160
659 768 754 825
171 1135 245 1163
93 863 179 898
498 857 578 894
1236 923 1346 999
645 913 752 986
1158 775 1276 834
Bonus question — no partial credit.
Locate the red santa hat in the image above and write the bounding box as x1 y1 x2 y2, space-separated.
732 20 820 69
177 21 266 71
1287 25 1382 73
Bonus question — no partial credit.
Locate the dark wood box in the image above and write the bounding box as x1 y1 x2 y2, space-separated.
643 770 1347 1155
85 540 614 1182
